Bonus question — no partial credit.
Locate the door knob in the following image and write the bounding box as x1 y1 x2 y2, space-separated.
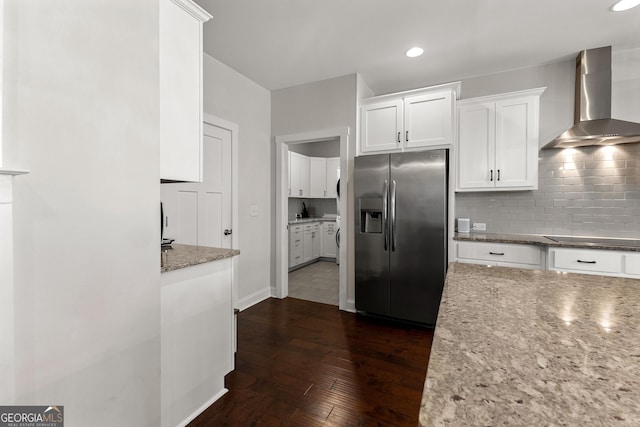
224 229 232 236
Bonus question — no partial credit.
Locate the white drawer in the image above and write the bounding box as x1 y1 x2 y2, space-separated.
623 253 640 276
551 249 622 274
290 224 303 235
456 241 541 266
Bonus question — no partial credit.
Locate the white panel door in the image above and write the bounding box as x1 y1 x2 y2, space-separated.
161 122 233 248
457 102 495 190
404 91 453 148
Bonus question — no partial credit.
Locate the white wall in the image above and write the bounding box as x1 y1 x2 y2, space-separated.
271 75 359 304
457 59 574 147
202 53 272 309
613 47 640 123
4 1 161 426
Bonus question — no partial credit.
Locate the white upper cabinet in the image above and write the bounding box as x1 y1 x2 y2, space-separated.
289 153 340 199
160 0 212 182
289 151 310 198
309 157 326 198
404 91 453 149
456 88 545 192
359 83 460 156
360 99 403 153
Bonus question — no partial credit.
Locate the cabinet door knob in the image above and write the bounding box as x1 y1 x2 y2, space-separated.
397 132 401 143
497 169 501 181
406 130 409 142
489 252 504 256
577 259 596 264
224 229 233 236
490 170 493 181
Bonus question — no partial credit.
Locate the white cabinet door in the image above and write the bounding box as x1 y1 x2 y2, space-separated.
494 97 538 189
404 91 453 149
322 222 337 258
360 100 403 153
289 152 299 197
289 152 310 197
312 223 321 259
289 225 303 267
456 88 543 192
160 0 211 182
303 230 313 263
456 241 542 268
309 157 327 198
299 154 310 197
325 157 340 199
458 102 495 190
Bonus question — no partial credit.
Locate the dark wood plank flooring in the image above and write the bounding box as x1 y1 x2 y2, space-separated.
189 297 434 426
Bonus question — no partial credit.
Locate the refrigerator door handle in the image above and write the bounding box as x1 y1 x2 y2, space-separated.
383 179 388 251
390 179 397 252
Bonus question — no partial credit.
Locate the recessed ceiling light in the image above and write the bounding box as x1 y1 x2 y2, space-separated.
611 0 640 11
405 47 424 58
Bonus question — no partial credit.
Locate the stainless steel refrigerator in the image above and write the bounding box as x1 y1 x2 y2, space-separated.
354 149 448 326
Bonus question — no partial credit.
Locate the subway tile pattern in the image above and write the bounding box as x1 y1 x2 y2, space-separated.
455 144 640 238
288 197 338 219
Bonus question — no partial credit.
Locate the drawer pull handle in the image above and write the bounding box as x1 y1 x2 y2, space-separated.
489 252 504 256
577 260 596 264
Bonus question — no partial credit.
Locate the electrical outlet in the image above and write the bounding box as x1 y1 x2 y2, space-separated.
250 205 259 217
473 223 486 231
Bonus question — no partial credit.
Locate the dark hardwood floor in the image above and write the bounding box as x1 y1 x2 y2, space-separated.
189 297 434 426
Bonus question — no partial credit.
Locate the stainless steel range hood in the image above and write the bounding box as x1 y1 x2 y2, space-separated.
542 46 640 149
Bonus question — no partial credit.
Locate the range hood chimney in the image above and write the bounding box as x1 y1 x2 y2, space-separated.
542 46 640 149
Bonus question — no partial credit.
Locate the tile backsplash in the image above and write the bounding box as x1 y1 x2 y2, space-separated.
288 197 338 219
455 144 640 238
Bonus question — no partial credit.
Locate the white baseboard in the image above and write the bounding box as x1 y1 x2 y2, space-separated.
177 388 228 427
344 298 356 313
236 287 271 311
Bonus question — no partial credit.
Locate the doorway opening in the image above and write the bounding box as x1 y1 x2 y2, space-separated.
275 127 349 311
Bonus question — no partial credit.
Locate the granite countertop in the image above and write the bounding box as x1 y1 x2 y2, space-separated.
420 262 640 426
288 217 337 224
161 244 240 273
454 232 640 252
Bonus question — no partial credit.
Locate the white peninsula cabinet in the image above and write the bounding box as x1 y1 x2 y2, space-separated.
456 88 545 191
160 0 212 182
161 253 235 427
359 83 460 155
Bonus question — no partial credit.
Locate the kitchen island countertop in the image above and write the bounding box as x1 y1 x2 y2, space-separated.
161 244 239 273
420 262 640 426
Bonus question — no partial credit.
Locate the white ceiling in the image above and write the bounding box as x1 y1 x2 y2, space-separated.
193 0 640 95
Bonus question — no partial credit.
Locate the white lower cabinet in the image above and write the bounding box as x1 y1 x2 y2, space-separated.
455 241 543 269
161 259 233 427
289 222 323 269
322 221 337 258
289 224 304 267
549 248 640 278
303 223 314 263
312 223 321 259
